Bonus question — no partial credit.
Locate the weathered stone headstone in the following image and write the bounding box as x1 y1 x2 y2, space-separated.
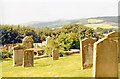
93 35 118 77
46 36 51 45
118 37 120 63
23 49 34 67
52 49 59 60
36 49 44 56
80 38 96 70
23 36 34 49
13 45 24 66
105 31 120 63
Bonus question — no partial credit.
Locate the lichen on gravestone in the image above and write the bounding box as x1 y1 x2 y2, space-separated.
22 36 34 49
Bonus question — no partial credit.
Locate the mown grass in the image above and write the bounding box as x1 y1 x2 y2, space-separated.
2 54 93 77
1 54 120 77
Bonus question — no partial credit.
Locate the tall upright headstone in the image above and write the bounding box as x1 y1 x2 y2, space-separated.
80 38 96 70
23 49 34 67
93 32 118 78
23 36 34 49
105 31 120 63
13 45 24 66
52 49 59 60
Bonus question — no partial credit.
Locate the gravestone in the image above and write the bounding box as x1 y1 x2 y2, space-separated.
105 31 120 63
93 34 118 77
80 38 96 70
52 49 59 60
36 49 44 56
13 45 24 66
23 36 34 49
23 49 34 67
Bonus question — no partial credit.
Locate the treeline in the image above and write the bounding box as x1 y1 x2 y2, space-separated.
1 24 116 45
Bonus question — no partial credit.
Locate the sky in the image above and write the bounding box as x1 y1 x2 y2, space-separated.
0 0 119 25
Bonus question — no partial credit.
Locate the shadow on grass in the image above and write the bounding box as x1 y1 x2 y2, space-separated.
2 58 12 61
34 63 38 64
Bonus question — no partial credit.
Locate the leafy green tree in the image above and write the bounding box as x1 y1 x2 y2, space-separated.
55 32 80 51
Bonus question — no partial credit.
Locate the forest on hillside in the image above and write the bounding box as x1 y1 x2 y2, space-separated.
1 24 116 45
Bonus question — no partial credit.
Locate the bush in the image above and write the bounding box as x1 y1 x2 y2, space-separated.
55 32 80 51
2 47 12 59
59 52 63 57
43 46 53 57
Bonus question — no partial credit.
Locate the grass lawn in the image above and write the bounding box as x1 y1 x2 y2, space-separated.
1 53 120 77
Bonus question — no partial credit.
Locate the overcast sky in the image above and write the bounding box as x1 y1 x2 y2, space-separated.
0 0 119 25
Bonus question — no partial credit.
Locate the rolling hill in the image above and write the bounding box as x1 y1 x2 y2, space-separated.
22 16 118 29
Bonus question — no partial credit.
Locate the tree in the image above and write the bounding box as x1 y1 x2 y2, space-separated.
55 32 80 51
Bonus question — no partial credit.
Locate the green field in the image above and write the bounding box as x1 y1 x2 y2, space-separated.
85 24 118 29
1 54 120 77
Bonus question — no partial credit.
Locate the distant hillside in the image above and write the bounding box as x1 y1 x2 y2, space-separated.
22 16 118 29
25 20 79 28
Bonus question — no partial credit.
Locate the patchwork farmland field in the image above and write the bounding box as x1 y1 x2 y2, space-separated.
85 24 118 29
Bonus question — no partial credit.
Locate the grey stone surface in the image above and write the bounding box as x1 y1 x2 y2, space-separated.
13 46 24 66
23 49 34 67
80 38 96 70
93 35 118 77
105 31 120 63
52 49 59 60
23 36 34 49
